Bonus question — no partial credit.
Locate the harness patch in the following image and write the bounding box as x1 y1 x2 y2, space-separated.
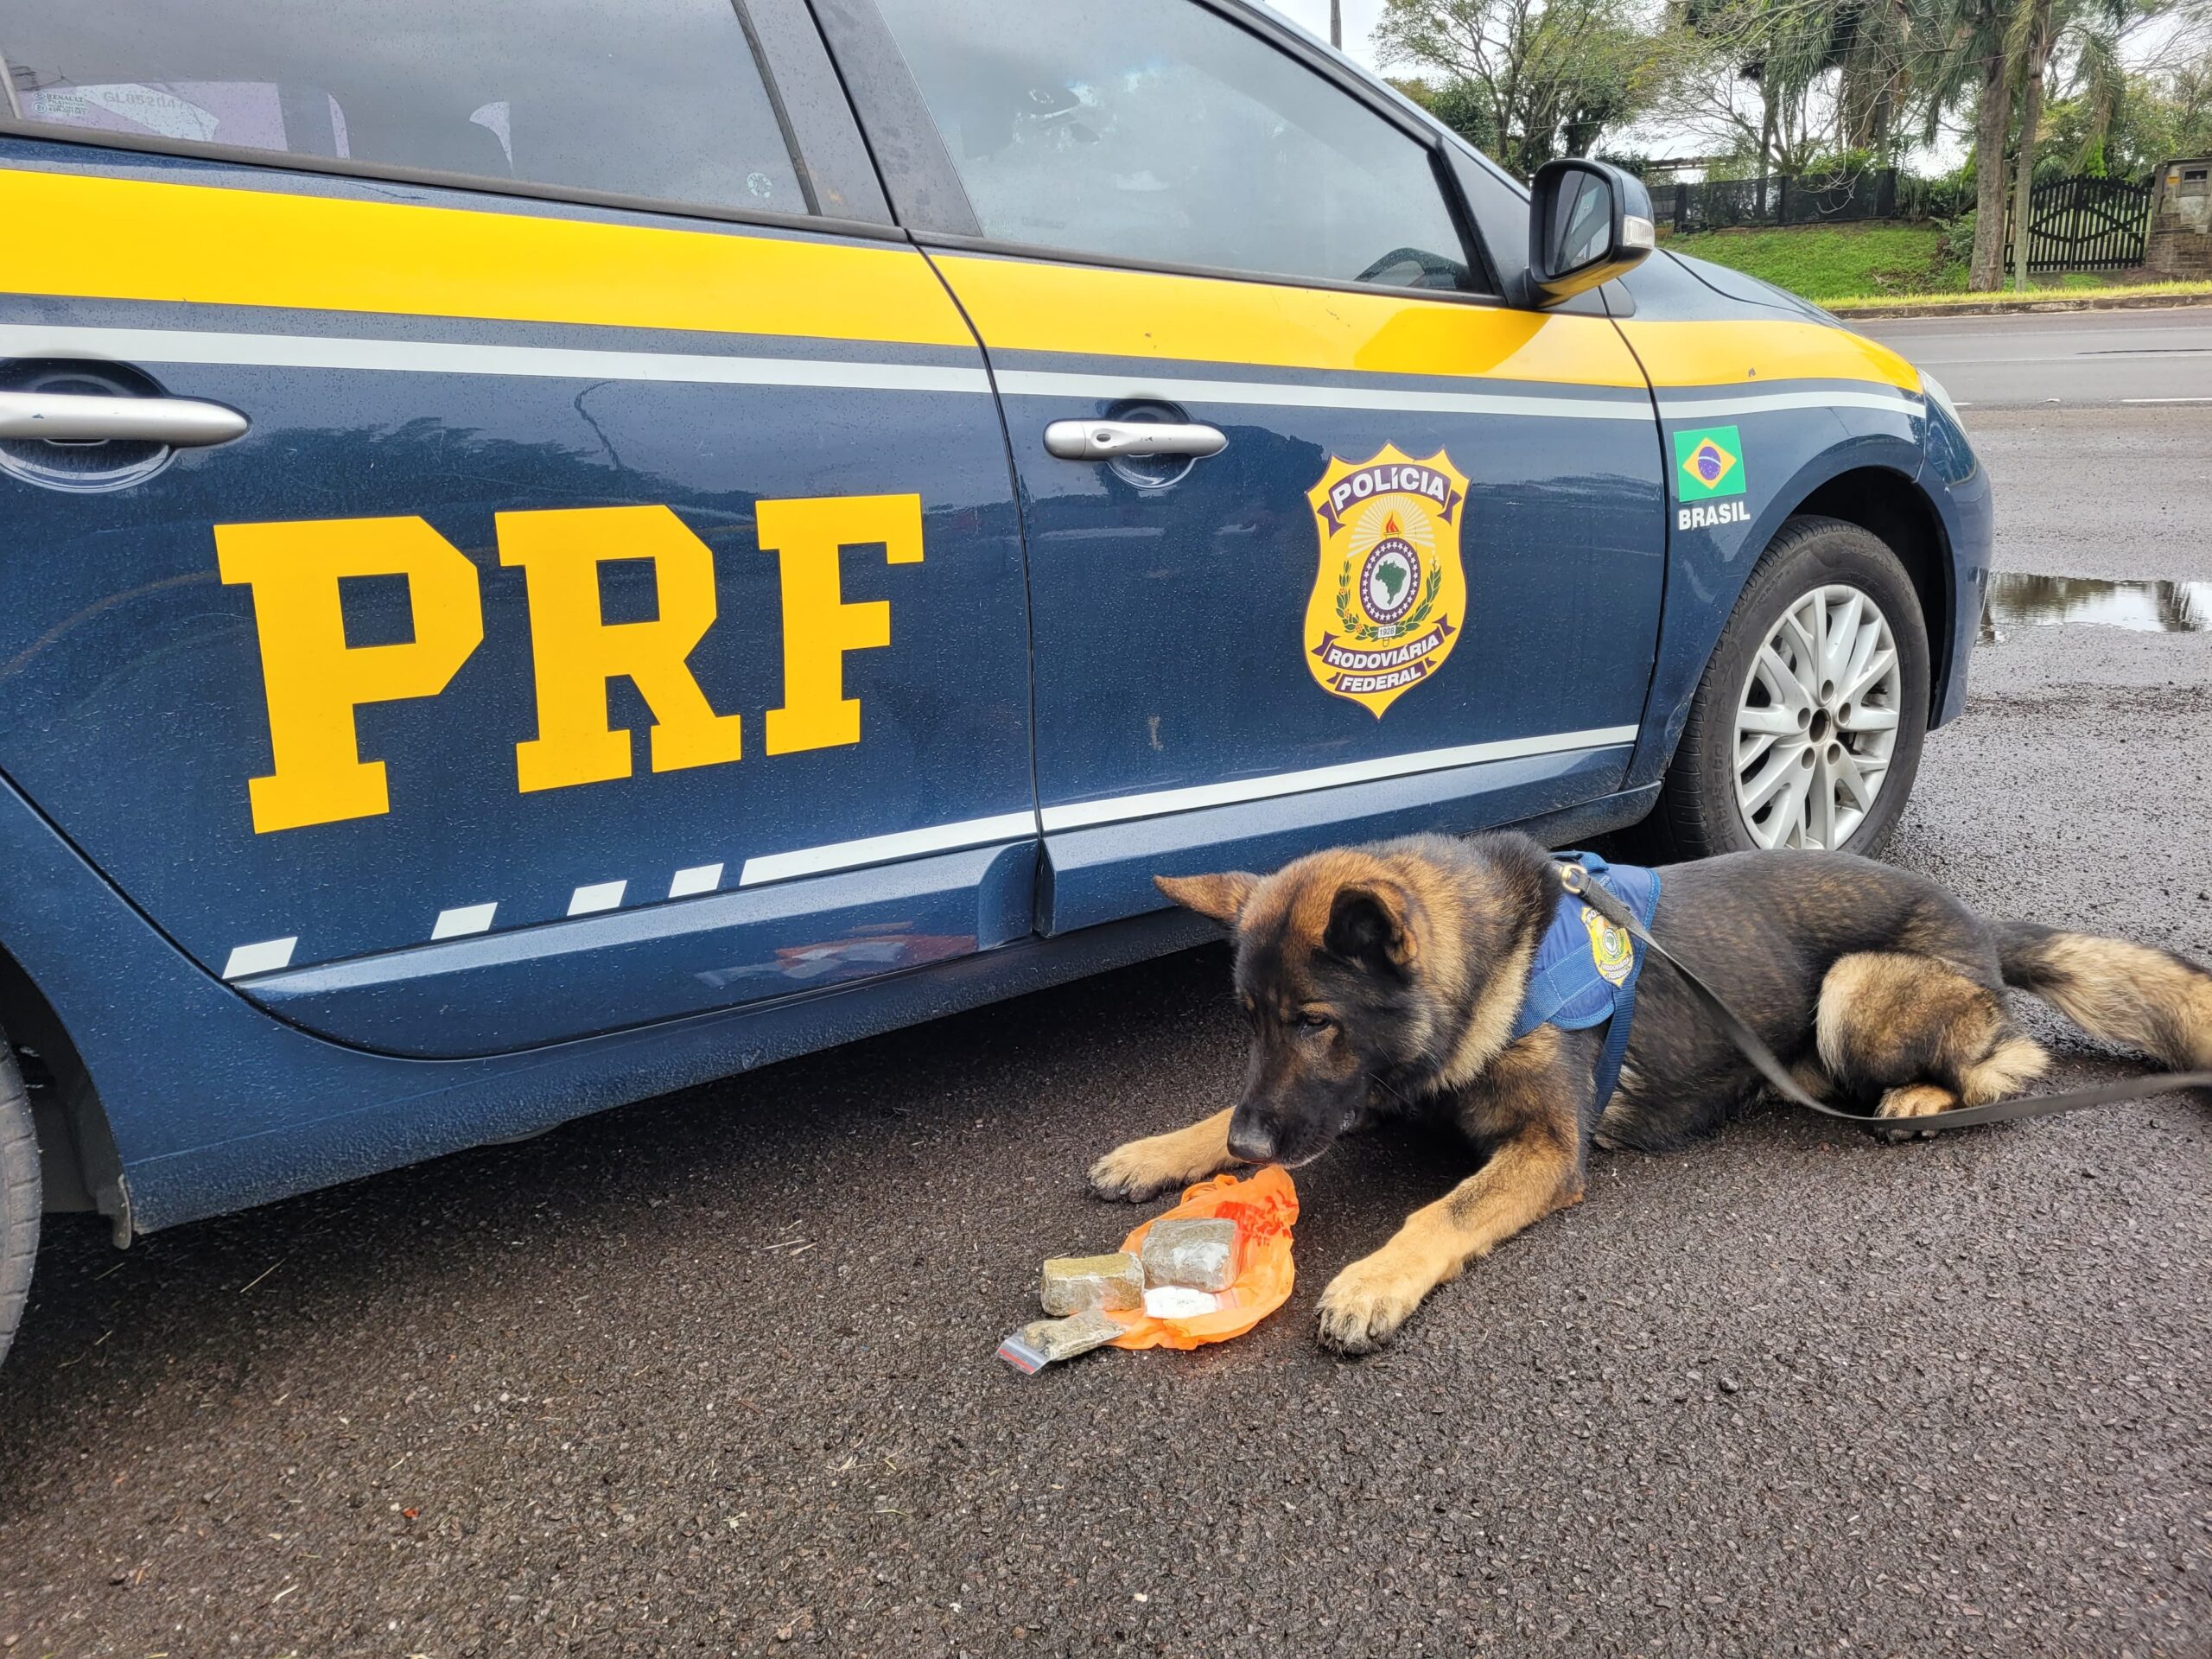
1581 904 1635 986
1510 854 1662 1113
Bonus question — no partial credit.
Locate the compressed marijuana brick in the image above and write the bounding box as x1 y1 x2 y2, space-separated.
997 1308 1124 1373
1039 1251 1145 1315
1141 1217 1239 1291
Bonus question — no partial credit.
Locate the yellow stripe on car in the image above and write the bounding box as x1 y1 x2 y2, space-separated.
0 167 1921 396
0 167 973 346
1618 319 1920 392
933 254 1648 388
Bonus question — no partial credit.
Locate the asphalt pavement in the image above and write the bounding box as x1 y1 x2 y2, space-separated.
1864 307 2212 588
1865 304 2212 409
3 312 2209 1658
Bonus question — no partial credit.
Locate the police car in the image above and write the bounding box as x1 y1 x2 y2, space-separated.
0 0 1986 1361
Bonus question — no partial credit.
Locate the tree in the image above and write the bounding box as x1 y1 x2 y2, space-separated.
2041 35 2212 171
1911 0 2195 289
2048 17 2128 169
1896 0 2014 287
1389 74 1505 150
1834 0 1923 156
2005 0 2062 287
1376 0 1664 175
1647 0 1860 176
2170 50 2212 152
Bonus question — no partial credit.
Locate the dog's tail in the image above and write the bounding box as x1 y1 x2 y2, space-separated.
1995 920 2212 1071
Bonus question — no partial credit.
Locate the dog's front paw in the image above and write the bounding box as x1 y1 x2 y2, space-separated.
1315 1249 1435 1355
1087 1135 1195 1204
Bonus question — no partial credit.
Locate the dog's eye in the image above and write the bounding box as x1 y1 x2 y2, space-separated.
1296 1010 1333 1031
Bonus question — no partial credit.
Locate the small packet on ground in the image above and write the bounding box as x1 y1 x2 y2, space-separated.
1141 1285 1221 1319
997 1308 1123 1374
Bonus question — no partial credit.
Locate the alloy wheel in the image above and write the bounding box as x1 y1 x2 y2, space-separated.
1731 582 1904 850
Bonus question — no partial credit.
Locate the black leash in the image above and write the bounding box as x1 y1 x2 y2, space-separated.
1562 863 2212 1135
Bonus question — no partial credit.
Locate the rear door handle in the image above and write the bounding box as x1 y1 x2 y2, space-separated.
1042 419 1226 461
0 391 250 447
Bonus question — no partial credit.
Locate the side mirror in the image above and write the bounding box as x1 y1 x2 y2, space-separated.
1524 159 1655 306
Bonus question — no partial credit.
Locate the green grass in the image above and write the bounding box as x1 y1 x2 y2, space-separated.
1664 223 1965 300
1664 220 2212 313
1823 277 2212 313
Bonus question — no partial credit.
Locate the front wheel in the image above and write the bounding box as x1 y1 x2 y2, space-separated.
1651 516 1931 858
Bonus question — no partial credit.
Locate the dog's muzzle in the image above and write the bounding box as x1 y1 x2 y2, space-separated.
1226 1122 1276 1164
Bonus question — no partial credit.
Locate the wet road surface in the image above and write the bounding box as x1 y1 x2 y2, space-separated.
1866 305 2212 409
1949 405 2211 588
3 385 2209 1658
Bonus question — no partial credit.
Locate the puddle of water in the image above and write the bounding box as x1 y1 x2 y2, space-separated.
1980 571 2212 643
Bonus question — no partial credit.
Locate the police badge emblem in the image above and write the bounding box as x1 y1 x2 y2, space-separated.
1580 905 1636 987
1303 445 1470 717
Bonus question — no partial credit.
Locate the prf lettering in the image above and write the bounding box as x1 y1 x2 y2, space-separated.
216 496 924 835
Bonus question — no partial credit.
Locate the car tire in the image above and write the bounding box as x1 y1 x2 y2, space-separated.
0 1027 38 1370
1647 515 1930 859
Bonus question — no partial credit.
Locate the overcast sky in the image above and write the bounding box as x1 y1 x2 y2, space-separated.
1268 0 2190 76
1267 0 1389 65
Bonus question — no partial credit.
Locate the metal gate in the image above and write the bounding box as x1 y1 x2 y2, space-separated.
2004 175 2153 271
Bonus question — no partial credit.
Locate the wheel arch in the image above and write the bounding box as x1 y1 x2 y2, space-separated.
0 939 130 1244
1787 466 1955 724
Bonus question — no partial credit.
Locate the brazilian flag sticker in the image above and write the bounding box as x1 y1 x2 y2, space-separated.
1673 425 1746 500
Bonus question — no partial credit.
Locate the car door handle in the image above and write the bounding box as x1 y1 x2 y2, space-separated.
1042 419 1226 461
0 391 250 447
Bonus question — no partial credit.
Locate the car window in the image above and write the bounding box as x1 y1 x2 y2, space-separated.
1 0 807 216
871 0 1480 293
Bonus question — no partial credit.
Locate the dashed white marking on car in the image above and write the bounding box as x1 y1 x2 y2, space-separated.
430 902 498 940
567 880 627 916
223 937 298 979
668 863 724 899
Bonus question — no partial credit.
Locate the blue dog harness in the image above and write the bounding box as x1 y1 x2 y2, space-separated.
1509 851 1662 1112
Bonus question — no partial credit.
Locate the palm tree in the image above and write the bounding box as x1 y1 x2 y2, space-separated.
1912 0 2156 289
1899 0 2012 286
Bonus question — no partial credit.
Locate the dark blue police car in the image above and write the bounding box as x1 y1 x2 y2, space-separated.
0 0 1986 1361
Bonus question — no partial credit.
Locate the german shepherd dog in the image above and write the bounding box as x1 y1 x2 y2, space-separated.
1090 831 2212 1353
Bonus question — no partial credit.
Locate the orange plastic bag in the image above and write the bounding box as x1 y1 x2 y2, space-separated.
1106 1166 1299 1351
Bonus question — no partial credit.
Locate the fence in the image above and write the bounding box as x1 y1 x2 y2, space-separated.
1655 166 2153 272
2002 175 2154 272
1655 168 1900 232
1895 174 1978 223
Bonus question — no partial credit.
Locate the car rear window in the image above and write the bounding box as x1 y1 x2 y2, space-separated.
1 0 808 216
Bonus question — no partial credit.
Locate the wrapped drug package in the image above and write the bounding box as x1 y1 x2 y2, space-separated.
996 1166 1299 1372
1107 1165 1299 1351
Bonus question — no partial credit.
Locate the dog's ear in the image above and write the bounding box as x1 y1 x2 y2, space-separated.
1154 871 1258 926
1323 881 1419 975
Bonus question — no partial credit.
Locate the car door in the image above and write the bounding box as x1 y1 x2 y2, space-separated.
0 0 1037 1057
847 0 1668 931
